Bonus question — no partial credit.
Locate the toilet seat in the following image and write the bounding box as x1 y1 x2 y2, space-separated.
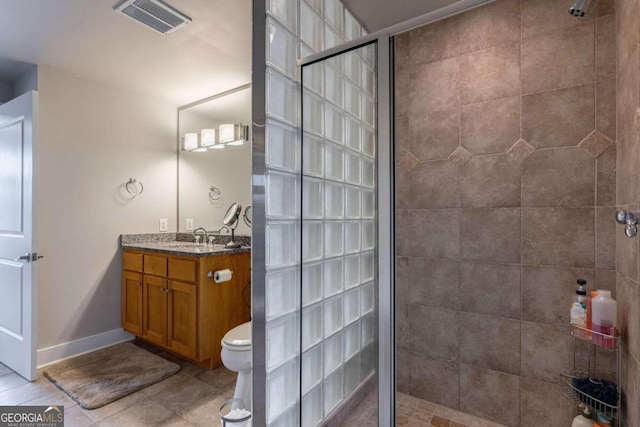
222 322 251 351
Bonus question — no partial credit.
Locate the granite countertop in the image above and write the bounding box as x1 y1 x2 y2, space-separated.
120 233 251 257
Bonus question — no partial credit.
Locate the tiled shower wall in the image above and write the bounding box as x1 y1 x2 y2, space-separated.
260 0 371 425
394 0 617 425
615 0 640 425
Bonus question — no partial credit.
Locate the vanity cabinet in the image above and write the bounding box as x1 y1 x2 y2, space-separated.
121 249 250 368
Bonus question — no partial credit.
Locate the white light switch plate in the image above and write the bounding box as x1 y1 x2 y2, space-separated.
159 219 168 232
186 219 194 231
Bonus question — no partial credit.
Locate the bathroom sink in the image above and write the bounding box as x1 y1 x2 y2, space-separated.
160 242 228 250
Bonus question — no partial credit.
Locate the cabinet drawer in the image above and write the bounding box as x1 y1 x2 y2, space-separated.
144 255 167 277
123 252 143 272
168 258 197 283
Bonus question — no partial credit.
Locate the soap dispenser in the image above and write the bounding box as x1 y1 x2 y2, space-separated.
572 404 594 427
570 279 591 340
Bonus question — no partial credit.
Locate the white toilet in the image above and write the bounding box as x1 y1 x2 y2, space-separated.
221 321 252 410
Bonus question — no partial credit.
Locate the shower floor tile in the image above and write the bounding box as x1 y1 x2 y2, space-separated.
343 392 506 427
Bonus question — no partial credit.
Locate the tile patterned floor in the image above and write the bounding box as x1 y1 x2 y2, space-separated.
0 342 237 426
344 392 507 427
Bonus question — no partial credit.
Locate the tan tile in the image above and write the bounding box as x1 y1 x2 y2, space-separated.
409 305 460 361
520 378 574 427
596 14 616 81
596 207 616 269
400 152 420 173
521 322 574 382
460 208 521 263
459 365 520 426
521 0 594 38
0 373 29 393
578 130 614 157
596 268 617 296
396 67 410 118
522 84 595 149
460 262 520 319
396 256 411 304
617 49 639 140
616 131 639 205
79 386 150 422
176 393 229 427
407 353 459 409
409 16 460 66
396 116 410 159
458 0 520 54
416 399 436 413
63 406 96 427
618 273 640 360
448 146 472 169
410 108 460 161
98 398 174 427
410 160 460 209
409 57 459 114
460 154 521 208
522 21 594 93
596 0 615 17
621 350 639 425
397 391 422 409
195 366 237 391
396 33 411 71
460 313 521 375
396 159 412 210
0 379 57 405
596 78 616 140
522 207 595 268
412 409 432 423
397 403 417 418
156 415 196 426
407 257 460 310
430 415 450 427
396 209 459 259
596 142 616 206
521 266 595 325
506 139 535 162
461 97 520 155
617 210 639 280
459 42 520 105
616 0 638 68
149 376 217 414
522 147 595 207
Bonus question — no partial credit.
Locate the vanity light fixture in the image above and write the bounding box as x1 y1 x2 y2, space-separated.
219 124 248 146
200 129 217 148
183 133 199 151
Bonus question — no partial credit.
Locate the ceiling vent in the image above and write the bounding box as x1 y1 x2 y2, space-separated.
113 0 191 35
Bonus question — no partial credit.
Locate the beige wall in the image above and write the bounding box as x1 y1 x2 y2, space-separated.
615 0 640 425
395 0 617 425
37 66 177 349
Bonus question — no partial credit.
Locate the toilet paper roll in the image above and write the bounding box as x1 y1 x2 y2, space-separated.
214 269 233 283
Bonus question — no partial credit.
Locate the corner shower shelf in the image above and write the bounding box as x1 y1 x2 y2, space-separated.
566 324 622 426
561 373 619 422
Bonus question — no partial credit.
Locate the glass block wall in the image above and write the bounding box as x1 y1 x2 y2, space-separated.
300 44 377 426
260 0 374 425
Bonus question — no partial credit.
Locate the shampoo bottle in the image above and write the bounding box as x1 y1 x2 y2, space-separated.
571 404 594 427
592 290 617 348
571 279 591 340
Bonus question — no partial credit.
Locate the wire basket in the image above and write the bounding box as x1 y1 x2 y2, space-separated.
561 373 619 422
219 398 251 427
570 324 619 350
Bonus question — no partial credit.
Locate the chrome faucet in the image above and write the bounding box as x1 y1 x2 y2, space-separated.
216 226 231 235
192 227 208 244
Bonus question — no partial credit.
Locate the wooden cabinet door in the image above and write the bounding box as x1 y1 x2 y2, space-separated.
167 280 197 359
143 275 168 346
122 271 143 335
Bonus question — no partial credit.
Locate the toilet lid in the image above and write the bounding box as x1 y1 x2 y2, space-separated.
222 322 251 349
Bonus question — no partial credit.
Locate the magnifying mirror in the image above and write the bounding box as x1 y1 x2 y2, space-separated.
223 202 242 248
243 205 252 228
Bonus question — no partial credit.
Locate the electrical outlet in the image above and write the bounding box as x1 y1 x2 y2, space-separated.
159 219 168 232
186 219 194 231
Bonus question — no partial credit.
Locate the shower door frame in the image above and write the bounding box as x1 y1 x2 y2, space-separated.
298 36 395 425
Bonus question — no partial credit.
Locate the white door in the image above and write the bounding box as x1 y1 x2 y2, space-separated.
0 91 38 381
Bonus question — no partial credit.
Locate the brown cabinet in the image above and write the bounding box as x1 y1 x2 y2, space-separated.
121 249 250 368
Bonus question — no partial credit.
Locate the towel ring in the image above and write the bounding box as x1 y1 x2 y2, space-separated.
125 178 144 197
209 186 221 202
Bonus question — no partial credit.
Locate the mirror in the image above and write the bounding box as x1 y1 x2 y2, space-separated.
223 202 242 227
243 205 252 228
178 85 251 234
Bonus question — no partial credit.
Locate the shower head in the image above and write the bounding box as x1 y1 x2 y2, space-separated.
569 0 595 17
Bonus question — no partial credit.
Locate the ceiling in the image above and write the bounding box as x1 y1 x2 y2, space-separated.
342 0 467 32
0 0 251 106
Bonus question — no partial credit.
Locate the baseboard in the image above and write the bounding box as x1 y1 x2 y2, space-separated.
37 328 134 368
